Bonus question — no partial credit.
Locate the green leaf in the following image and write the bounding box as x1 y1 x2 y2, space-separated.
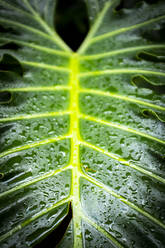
0 0 165 247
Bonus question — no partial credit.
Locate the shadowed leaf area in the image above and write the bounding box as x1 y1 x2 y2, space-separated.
0 0 165 247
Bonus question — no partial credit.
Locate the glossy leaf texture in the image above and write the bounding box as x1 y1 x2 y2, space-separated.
0 0 165 247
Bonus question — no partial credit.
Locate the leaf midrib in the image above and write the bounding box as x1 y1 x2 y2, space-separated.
69 54 83 247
